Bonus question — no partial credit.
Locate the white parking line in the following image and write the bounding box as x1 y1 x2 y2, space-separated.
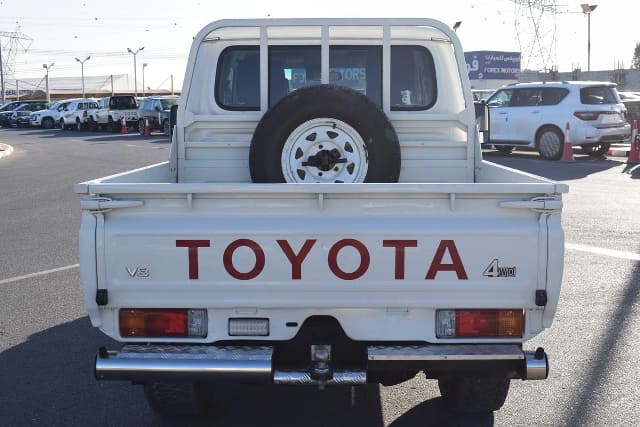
0 264 79 285
566 243 640 261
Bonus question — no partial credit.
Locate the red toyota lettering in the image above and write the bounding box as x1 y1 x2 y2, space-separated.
328 239 370 280
223 239 265 280
383 240 418 280
176 240 210 280
425 240 468 280
277 239 316 280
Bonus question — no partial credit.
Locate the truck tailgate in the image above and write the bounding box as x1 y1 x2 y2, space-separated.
78 173 565 342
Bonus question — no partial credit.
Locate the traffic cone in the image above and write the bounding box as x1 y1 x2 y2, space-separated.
144 119 151 136
120 117 127 134
628 119 639 164
560 121 575 162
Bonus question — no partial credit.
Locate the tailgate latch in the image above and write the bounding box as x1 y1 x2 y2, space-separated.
81 197 144 213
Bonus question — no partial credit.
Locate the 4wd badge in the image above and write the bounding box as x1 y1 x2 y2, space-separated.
483 259 516 278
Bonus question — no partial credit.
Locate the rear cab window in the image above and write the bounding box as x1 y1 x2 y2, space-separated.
215 45 436 111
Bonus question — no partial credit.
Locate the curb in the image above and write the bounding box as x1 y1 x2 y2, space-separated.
0 143 14 159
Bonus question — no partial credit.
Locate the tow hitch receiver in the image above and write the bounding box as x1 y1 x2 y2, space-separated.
310 344 333 382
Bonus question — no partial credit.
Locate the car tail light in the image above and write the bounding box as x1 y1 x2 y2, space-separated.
573 111 600 121
436 309 524 338
82 110 88 118
119 308 207 338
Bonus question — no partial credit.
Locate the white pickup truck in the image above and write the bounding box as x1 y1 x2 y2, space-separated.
75 19 567 416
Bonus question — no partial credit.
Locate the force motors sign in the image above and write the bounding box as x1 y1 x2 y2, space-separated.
176 238 468 281
464 50 521 80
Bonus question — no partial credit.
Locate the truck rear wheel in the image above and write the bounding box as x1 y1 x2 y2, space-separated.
249 84 400 183
143 381 215 416
437 376 510 413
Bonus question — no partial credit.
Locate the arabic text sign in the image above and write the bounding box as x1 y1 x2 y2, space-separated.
465 51 521 80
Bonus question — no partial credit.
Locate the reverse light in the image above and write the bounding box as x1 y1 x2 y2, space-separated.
436 309 524 339
228 318 269 336
119 308 207 338
573 111 600 121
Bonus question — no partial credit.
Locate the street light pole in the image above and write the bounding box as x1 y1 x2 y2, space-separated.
127 46 144 97
75 56 91 98
581 3 598 72
43 62 54 105
142 63 147 97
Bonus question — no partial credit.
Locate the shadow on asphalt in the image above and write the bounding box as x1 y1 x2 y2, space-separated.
560 261 640 426
0 317 496 427
483 149 628 181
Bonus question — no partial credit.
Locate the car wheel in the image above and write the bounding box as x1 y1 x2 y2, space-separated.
537 126 564 160
249 84 401 183
143 382 215 416
438 376 510 413
42 117 54 129
494 145 514 154
138 119 146 135
581 143 610 157
162 119 171 136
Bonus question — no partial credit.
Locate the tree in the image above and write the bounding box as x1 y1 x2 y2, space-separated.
633 42 640 69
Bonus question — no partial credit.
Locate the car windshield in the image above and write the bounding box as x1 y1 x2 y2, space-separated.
160 99 177 110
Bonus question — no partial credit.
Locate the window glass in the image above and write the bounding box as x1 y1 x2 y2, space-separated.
329 46 382 106
539 88 569 105
269 46 321 107
216 46 260 110
160 98 177 110
390 46 437 110
580 86 619 105
509 88 540 107
487 89 512 107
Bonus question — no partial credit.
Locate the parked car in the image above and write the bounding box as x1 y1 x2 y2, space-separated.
30 99 76 129
0 101 47 127
59 99 100 130
484 81 631 159
136 95 179 135
9 102 48 128
94 95 139 131
618 91 640 101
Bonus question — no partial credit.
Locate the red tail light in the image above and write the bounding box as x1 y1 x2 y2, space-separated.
82 110 88 118
436 309 524 338
573 111 600 121
119 308 208 338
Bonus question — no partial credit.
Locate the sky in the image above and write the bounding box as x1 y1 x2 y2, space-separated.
0 0 637 92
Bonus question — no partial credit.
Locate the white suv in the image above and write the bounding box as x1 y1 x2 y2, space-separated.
485 81 631 159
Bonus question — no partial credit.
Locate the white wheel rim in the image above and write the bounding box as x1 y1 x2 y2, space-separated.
281 118 368 183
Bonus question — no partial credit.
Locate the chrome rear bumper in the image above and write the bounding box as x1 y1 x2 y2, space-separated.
95 344 548 383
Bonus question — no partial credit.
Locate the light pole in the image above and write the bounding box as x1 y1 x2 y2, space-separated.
43 62 54 105
142 63 147 96
581 3 597 72
453 21 462 32
127 46 144 96
75 56 91 98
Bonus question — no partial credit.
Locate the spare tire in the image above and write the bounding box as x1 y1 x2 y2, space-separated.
249 85 400 183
